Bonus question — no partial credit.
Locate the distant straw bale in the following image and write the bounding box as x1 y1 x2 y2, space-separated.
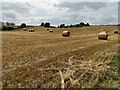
49 29 53 32
29 29 35 32
23 28 27 31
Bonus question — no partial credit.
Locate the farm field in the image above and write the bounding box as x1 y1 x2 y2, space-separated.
2 26 119 88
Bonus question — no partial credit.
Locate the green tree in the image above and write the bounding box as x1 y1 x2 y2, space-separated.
41 22 44 26
20 23 26 28
60 24 65 28
80 22 85 26
85 23 90 26
44 22 50 27
69 24 73 28
6 22 10 26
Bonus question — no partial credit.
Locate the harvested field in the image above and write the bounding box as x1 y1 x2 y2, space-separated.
2 26 118 88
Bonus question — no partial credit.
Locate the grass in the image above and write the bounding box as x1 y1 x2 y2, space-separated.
96 47 119 88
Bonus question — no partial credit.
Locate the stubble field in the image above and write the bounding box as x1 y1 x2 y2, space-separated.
2 26 119 88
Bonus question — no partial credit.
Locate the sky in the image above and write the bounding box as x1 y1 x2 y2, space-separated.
0 0 119 26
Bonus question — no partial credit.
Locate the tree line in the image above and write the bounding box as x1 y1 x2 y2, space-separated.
0 21 28 31
40 22 90 28
0 21 90 31
58 22 90 28
0 21 16 30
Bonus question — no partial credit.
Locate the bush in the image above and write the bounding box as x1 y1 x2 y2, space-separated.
1 26 14 31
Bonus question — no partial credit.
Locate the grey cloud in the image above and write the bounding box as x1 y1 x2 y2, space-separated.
1 2 34 24
100 16 118 24
55 2 107 12
2 12 19 23
2 2 32 14
2 15 19 23
2 12 16 19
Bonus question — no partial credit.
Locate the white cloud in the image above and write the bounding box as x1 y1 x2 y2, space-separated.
1 1 118 26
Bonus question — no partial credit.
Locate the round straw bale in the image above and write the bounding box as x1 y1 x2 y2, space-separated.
29 29 35 32
62 31 70 37
98 32 108 40
49 29 53 32
23 28 27 31
46 28 49 30
114 30 118 33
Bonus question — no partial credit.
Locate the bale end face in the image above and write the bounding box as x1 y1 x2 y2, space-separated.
98 32 108 40
62 31 70 37
114 30 119 34
49 30 53 32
